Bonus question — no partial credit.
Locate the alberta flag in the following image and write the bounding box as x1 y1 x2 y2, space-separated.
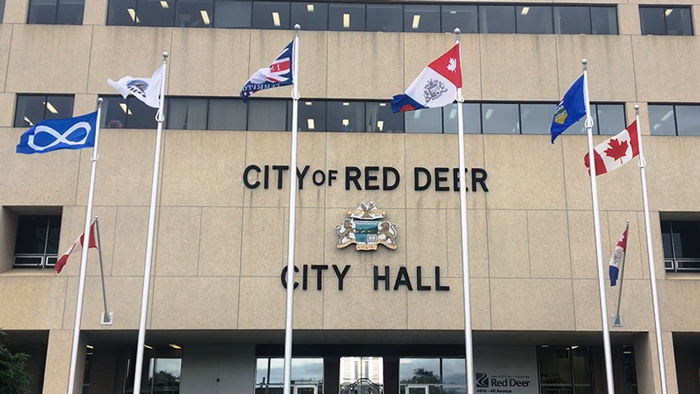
391 44 462 113
240 40 293 102
609 226 628 286
584 121 639 176
550 75 586 143
16 111 98 154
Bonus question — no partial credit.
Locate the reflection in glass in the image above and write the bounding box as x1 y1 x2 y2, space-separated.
443 103 480 134
405 107 442 133
137 0 176 27
175 0 213 27
520 103 554 134
27 0 58 24
674 105 700 136
149 358 181 392
596 104 625 135
107 0 137 25
56 0 85 25
291 2 328 31
590 6 617 34
665 7 693 36
366 4 402 32
441 5 477 34
248 100 288 131
480 5 515 34
327 101 364 132
14 95 74 127
404 5 440 33
299 100 327 131
554 6 591 34
214 0 251 28
648 105 676 136
639 7 666 35
256 358 324 392
366 102 402 133
516 6 552 34
482 103 519 134
252 1 289 29
329 3 365 31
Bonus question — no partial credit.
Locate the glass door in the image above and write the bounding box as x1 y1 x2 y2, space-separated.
294 385 317 394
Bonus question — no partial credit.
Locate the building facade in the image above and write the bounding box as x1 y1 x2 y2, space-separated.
1 0 700 393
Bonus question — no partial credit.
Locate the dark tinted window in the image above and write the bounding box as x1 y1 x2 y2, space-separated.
107 0 137 25
299 100 326 131
208 98 247 130
404 4 440 33
441 5 477 34
291 2 327 31
641 6 692 35
252 1 289 29
248 99 288 131
480 5 515 34
329 3 364 31
516 6 552 34
366 4 402 32
13 215 61 269
101 96 157 129
366 102 402 133
443 103 480 134
175 0 213 27
482 103 519 134
214 0 251 28
554 6 591 34
590 6 617 34
137 0 176 27
520 103 554 134
14 95 74 127
167 98 208 129
327 101 364 132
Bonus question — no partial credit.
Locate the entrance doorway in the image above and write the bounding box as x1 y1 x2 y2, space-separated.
294 384 318 394
339 357 384 394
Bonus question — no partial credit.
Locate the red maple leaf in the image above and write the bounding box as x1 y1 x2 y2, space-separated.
603 138 629 162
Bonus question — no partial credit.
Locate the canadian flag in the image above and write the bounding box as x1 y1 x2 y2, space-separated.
55 223 98 274
584 121 639 176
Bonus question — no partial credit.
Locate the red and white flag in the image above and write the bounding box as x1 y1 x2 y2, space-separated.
584 120 639 176
55 222 98 274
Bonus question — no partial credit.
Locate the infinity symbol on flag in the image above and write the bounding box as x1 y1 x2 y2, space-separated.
27 122 92 152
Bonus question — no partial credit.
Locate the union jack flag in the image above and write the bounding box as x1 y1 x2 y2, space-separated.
240 40 294 102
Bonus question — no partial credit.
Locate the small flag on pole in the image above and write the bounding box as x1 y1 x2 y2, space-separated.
550 75 586 143
55 222 98 274
391 44 461 113
16 111 98 154
108 65 165 108
584 121 639 176
240 40 294 102
609 226 628 286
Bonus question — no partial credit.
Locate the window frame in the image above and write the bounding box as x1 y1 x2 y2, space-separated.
14 94 75 128
662 218 700 272
640 6 693 36
27 0 86 25
12 214 62 270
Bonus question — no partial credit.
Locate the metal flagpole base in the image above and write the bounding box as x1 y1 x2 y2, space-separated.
101 312 114 325
611 314 623 327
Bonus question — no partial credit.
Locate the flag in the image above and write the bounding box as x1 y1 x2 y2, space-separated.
55 222 98 274
240 40 294 102
550 75 586 143
584 121 639 176
108 65 165 108
16 111 97 154
609 226 628 286
391 44 462 113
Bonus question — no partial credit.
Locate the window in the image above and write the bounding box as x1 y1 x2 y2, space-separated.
520 103 554 134
516 6 553 34
175 0 213 27
404 5 440 33
14 95 74 128
329 3 364 31
405 107 442 133
538 345 592 393
13 215 61 269
167 98 208 129
366 102 401 133
101 96 157 129
554 6 617 34
256 358 323 392
327 101 364 132
480 5 515 34
366 4 402 32
0 0 5 22
291 2 327 31
443 103 480 134
248 99 288 131
123 346 182 394
299 100 326 131
648 104 700 136
214 0 251 28
640 6 692 36
662 219 700 272
252 1 289 29
482 103 519 134
568 103 627 136
398 357 466 391
28 0 85 24
441 5 477 34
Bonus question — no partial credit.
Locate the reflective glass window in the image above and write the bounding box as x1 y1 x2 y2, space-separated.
329 3 364 31
256 358 323 389
14 94 74 127
441 5 477 34
366 4 402 32
248 99 287 131
404 5 440 33
208 98 246 130
175 0 213 27
665 7 693 36
167 98 208 129
648 105 676 136
482 103 519 134
136 0 176 27
252 1 289 29
399 358 440 383
674 105 700 136
516 6 553 34
639 7 666 35
520 103 553 134
480 5 515 34
405 107 442 133
291 2 327 31
56 0 85 24
366 102 402 133
596 104 626 135
442 359 466 384
28 0 58 24
327 101 364 132
299 100 326 131
0 0 5 22
554 6 591 34
214 0 251 28
590 6 617 35
13 215 61 269
107 0 137 25
100 96 157 129
443 103 480 134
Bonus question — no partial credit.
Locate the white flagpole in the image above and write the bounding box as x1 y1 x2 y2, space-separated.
283 25 300 394
132 52 169 392
635 105 669 394
66 97 103 394
454 28 474 394
582 59 616 394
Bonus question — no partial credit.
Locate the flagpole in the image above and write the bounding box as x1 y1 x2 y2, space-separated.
635 105 669 394
66 97 103 394
611 220 630 327
282 25 300 394
453 28 474 394
94 216 113 325
133 52 168 392
582 59 616 394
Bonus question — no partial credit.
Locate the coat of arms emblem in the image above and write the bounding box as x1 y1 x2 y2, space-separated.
424 78 448 103
335 202 398 251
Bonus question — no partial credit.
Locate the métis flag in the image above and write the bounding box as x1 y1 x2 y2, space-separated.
16 111 98 154
55 222 98 274
240 40 294 102
550 75 586 143
609 226 628 286
391 44 462 113
108 65 165 109
584 121 639 176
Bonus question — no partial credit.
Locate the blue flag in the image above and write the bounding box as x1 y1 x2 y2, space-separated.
16 111 98 154
240 40 293 102
550 75 586 143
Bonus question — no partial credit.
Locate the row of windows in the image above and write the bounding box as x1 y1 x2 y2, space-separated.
18 0 696 37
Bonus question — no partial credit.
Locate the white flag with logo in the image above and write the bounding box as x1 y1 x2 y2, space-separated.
108 65 164 109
